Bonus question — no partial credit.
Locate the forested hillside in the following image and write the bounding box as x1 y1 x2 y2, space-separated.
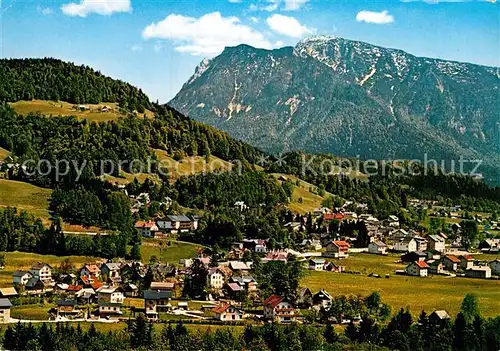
0 58 152 112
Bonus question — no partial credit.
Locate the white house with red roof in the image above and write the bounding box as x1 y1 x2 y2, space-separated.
459 255 475 270
213 303 243 321
135 220 159 237
406 261 429 277
263 295 298 323
325 241 351 258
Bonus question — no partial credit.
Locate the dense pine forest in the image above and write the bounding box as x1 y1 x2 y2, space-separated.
0 58 152 111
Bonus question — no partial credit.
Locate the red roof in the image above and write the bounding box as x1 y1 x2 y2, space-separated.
461 255 474 261
415 261 430 269
332 240 351 249
83 264 100 274
135 221 156 228
67 285 83 292
445 255 460 263
264 295 284 308
324 213 345 221
213 303 240 314
91 281 104 290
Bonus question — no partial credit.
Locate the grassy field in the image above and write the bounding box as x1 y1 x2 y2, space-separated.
0 147 9 160
272 173 333 213
9 100 154 122
328 253 405 275
153 149 233 179
140 239 203 265
0 251 98 287
11 304 53 320
0 179 52 224
303 253 500 317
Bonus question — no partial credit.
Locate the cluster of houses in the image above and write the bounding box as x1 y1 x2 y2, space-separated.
134 215 199 238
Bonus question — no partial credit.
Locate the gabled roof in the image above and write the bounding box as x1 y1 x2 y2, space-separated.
227 283 243 292
263 294 284 308
330 240 351 248
309 259 326 264
0 298 13 308
150 282 175 290
229 261 249 270
430 310 451 320
213 303 241 314
31 262 52 270
102 262 122 271
372 241 387 247
461 255 474 261
144 290 172 300
67 285 83 292
82 264 100 274
444 255 460 263
415 261 430 269
135 220 157 228
0 287 18 296
429 235 444 242
314 289 333 300
167 215 191 222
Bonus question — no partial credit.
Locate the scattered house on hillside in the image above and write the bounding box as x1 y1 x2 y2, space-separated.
390 229 410 241
297 288 313 307
56 300 79 318
0 287 17 298
479 239 500 253
442 255 460 271
368 241 388 255
401 251 427 263
284 222 302 232
135 221 159 237
406 261 429 277
393 238 417 253
323 212 345 222
429 310 451 326
80 264 101 279
385 215 400 228
13 271 33 286
427 260 445 274
158 215 197 234
243 239 268 253
124 283 139 297
150 281 175 292
313 290 333 309
0 298 12 323
144 290 173 321
234 201 248 211
323 261 345 272
428 235 446 252
101 262 122 283
30 263 53 284
229 261 251 271
324 241 351 258
230 276 257 292
213 303 243 321
299 239 322 251
98 286 124 318
459 255 475 270
309 259 327 271
465 266 491 279
263 295 298 323
262 251 288 263
207 268 225 290
489 259 500 275
414 237 428 252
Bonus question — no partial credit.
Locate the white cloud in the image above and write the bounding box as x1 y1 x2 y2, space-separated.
266 14 314 38
37 6 54 15
249 16 260 23
283 0 309 11
142 12 274 56
61 0 131 17
249 0 309 12
228 0 243 2
356 10 394 24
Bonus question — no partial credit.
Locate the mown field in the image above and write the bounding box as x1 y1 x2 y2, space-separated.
153 149 233 179
304 253 500 317
0 179 52 224
140 239 203 265
0 251 98 287
272 173 333 214
9 100 154 122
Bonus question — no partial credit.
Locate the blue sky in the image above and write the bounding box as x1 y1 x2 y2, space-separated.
1 0 498 102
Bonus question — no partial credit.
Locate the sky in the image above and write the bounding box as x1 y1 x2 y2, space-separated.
0 0 499 102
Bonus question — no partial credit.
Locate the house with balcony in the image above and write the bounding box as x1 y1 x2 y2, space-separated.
263 295 298 323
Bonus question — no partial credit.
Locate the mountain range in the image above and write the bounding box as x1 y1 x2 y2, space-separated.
169 36 500 183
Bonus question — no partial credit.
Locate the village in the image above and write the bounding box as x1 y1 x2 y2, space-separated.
0 198 498 328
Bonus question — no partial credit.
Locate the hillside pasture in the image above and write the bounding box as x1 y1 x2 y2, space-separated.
140 239 203 265
9 100 154 122
0 179 52 224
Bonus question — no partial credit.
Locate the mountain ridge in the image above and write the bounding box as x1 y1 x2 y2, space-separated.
169 36 500 183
